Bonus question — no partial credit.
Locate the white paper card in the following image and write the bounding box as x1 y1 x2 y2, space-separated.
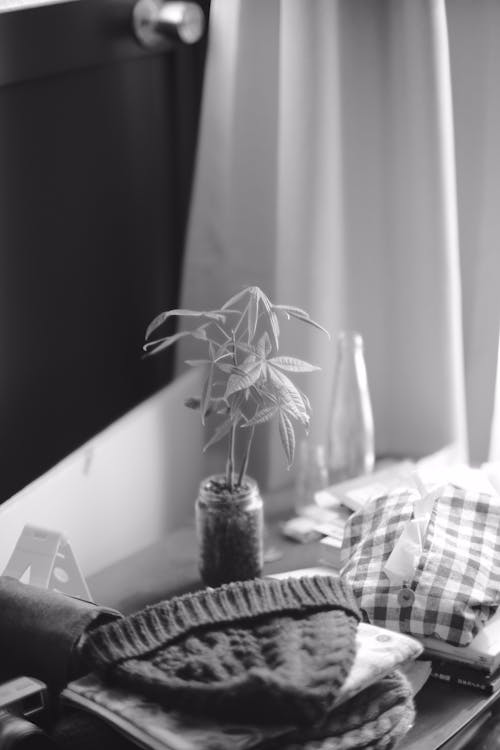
2 524 93 601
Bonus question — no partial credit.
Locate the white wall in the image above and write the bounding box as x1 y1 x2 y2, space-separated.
0 369 204 577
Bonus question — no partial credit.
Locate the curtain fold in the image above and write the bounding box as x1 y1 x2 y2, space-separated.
180 0 499 490
446 0 500 463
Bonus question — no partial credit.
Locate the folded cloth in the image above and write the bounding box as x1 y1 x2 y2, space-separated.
277 670 415 750
0 576 121 693
341 484 500 646
82 575 361 726
52 675 413 750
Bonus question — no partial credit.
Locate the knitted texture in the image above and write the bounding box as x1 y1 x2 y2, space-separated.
276 670 415 750
82 575 361 725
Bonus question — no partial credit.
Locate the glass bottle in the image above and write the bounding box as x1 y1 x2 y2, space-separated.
195 475 263 587
294 441 330 514
327 331 375 483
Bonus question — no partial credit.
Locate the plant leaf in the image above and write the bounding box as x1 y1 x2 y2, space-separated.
214 350 233 363
268 367 309 425
278 410 296 468
233 340 255 357
184 396 227 418
142 326 208 357
288 312 330 337
273 306 330 338
185 359 212 367
252 286 271 307
259 292 280 350
255 332 272 360
221 287 250 310
208 308 241 316
225 357 263 398
268 356 320 373
298 387 312 415
272 304 310 317
247 385 269 408
216 363 247 376
203 416 233 452
206 337 227 357
184 397 201 409
232 300 250 338
205 344 233 367
248 291 259 341
145 309 225 340
243 404 279 427
228 390 245 420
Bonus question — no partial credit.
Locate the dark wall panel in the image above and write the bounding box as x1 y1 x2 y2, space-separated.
0 2 209 501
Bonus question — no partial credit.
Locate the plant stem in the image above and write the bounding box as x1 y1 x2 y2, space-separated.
226 428 233 491
212 322 230 342
237 426 255 488
233 301 250 338
225 328 239 492
230 421 238 488
231 329 238 365
226 426 234 491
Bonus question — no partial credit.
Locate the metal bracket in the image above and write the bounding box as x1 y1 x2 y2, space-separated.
132 0 205 48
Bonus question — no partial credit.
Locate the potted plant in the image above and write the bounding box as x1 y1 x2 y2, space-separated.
144 286 328 586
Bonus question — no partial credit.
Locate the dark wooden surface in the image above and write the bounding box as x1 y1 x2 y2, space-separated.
88 504 500 750
88 518 332 615
406 678 500 750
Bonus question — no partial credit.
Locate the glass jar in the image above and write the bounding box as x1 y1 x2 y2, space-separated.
195 475 264 587
327 331 375 483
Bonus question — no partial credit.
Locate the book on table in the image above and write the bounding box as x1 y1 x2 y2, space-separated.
421 606 500 674
314 460 416 513
430 659 500 695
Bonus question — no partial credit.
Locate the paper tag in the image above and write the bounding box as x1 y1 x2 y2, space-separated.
384 474 443 585
2 524 93 601
412 486 440 525
384 519 424 584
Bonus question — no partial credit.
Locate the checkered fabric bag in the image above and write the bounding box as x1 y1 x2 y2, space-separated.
340 484 500 646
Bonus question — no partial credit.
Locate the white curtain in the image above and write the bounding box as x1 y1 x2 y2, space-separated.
179 0 500 490
445 0 500 464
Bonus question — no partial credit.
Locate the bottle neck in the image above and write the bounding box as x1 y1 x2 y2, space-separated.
337 330 364 352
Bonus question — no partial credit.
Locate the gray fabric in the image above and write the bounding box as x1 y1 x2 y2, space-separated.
0 576 121 692
277 670 415 750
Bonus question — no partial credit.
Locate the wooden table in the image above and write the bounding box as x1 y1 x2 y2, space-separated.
88 517 500 750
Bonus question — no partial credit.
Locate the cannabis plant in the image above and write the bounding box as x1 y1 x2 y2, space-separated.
144 286 328 493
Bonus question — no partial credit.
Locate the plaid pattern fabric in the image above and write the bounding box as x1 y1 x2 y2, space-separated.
340 484 500 646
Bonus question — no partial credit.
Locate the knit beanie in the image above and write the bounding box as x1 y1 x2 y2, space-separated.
82 575 361 726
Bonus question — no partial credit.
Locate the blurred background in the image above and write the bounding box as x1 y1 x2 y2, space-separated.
1 0 500 571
